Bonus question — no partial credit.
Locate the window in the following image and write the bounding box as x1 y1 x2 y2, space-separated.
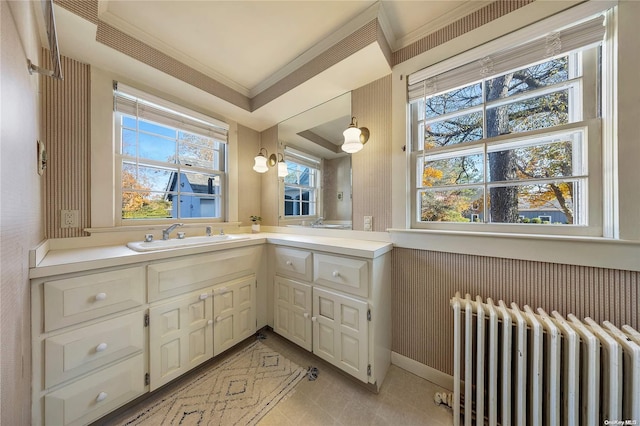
281 147 320 218
114 83 228 222
408 14 608 235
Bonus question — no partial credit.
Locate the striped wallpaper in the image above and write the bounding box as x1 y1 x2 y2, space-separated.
392 0 535 65
41 50 91 239
351 75 393 232
392 248 640 376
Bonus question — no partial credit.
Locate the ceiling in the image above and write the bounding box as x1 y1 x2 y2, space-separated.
51 0 489 131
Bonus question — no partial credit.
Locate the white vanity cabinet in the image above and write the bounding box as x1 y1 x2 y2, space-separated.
147 247 261 389
270 244 391 391
31 266 147 426
274 276 313 351
148 288 213 390
31 235 390 424
212 275 257 356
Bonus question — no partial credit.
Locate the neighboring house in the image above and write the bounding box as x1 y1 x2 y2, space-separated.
165 172 220 218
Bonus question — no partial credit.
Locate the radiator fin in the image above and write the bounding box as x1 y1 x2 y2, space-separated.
451 292 640 426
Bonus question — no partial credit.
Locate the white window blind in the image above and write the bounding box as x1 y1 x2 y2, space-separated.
284 146 321 169
113 82 229 142
408 15 606 102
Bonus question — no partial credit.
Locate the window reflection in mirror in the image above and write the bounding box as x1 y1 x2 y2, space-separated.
277 93 352 229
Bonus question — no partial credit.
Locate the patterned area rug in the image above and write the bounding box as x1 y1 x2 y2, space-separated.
118 341 305 425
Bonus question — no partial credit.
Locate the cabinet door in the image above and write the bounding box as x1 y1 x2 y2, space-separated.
213 275 256 356
312 287 369 383
273 276 312 351
149 289 213 390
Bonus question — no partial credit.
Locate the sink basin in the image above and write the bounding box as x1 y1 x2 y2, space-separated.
127 234 250 252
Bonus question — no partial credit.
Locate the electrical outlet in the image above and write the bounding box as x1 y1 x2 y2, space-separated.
61 210 79 228
364 215 372 231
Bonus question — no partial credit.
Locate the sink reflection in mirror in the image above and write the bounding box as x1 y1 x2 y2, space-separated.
277 93 352 230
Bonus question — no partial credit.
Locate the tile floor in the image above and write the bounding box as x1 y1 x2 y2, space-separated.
257 330 454 426
101 329 455 426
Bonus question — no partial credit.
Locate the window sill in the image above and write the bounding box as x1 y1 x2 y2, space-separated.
388 228 640 272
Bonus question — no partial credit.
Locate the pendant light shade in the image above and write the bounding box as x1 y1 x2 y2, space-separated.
341 117 369 154
253 148 269 173
277 154 288 177
253 148 285 175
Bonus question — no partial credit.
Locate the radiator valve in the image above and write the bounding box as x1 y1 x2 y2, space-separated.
433 391 454 408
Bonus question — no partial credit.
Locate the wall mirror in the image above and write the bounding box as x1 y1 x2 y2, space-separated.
277 92 352 229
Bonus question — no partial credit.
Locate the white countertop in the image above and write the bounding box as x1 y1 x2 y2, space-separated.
29 233 393 279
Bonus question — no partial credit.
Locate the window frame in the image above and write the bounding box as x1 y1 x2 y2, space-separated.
407 25 606 237
113 86 228 225
278 147 322 223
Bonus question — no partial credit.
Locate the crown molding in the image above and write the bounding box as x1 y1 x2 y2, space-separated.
250 2 382 98
394 1 492 51
97 0 251 97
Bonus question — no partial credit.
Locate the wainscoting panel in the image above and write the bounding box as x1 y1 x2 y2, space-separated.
392 248 640 375
41 51 91 238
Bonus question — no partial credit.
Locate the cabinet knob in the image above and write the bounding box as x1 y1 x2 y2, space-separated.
216 316 223 323
311 316 317 322
303 312 309 319
217 287 228 295
285 260 292 266
95 343 108 353
199 293 209 300
96 392 108 403
332 270 340 278
207 319 214 325
95 293 107 301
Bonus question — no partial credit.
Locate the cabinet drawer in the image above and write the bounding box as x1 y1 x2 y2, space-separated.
44 354 145 426
275 247 312 282
148 246 261 302
313 254 369 298
45 311 145 388
43 267 145 332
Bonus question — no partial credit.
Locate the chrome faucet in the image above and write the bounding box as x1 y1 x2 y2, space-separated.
311 217 324 227
162 223 183 240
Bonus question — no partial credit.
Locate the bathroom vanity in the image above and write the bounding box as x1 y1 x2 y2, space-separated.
29 233 391 426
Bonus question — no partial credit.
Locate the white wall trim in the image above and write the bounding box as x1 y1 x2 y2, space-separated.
391 351 454 392
390 228 640 272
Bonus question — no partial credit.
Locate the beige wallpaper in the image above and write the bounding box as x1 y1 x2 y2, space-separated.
392 248 640 376
41 51 91 238
351 75 393 232
259 125 279 226
236 124 261 226
1 2 44 424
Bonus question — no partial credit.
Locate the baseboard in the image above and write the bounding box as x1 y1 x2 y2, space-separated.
391 351 454 391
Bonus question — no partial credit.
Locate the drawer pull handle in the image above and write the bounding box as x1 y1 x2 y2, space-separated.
285 260 293 266
95 293 107 301
216 316 223 323
311 316 317 322
199 293 209 300
332 271 340 278
303 312 309 319
96 392 108 403
95 343 108 353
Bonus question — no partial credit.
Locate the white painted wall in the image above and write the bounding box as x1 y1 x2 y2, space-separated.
0 1 44 423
